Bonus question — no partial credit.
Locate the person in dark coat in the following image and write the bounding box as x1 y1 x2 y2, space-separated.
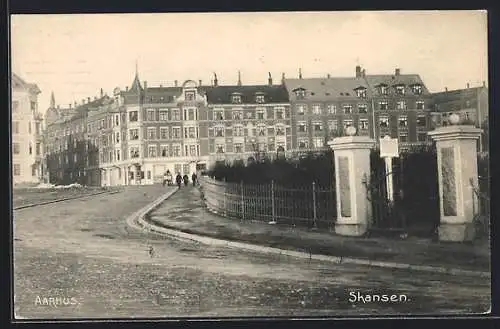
176 173 182 188
191 172 198 186
183 174 189 186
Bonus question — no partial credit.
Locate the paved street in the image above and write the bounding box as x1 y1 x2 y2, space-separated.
13 186 490 319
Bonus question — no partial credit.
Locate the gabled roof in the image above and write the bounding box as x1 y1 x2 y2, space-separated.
205 85 290 104
364 74 430 95
12 73 41 94
284 77 371 101
128 72 143 93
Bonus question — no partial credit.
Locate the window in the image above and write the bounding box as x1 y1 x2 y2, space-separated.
185 91 195 101
171 109 181 121
116 150 120 161
115 115 119 126
28 143 32 155
257 125 266 136
343 119 353 129
298 139 309 149
185 127 196 138
412 84 423 95
129 129 139 140
399 115 408 127
328 120 338 132
147 171 152 180
275 108 284 119
313 122 323 132
216 144 225 153
359 119 369 130
295 89 306 99
148 145 157 157
379 85 388 95
297 122 307 133
358 104 368 114
130 147 140 158
170 127 180 139
395 85 406 95
160 127 169 139
234 143 243 153
160 145 169 157
31 101 36 111
129 111 138 122
275 125 285 136
116 132 120 143
36 123 40 135
232 95 242 104
296 105 306 115
256 108 266 120
12 101 19 112
233 125 244 137
312 104 322 115
416 101 425 110
379 101 389 111
417 132 427 142
313 138 323 148
172 144 181 157
189 145 197 156
464 112 470 121
356 88 367 98
396 100 407 110
215 126 224 137
343 104 352 114
327 104 336 114
13 121 19 134
13 143 20 154
159 110 169 121
379 116 389 128
256 95 265 103
213 110 224 120
147 127 156 140
417 115 427 127
232 111 243 120
14 164 20 176
146 109 155 121
400 133 409 142
36 143 41 155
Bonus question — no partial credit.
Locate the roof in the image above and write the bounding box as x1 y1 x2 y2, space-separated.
284 77 370 101
205 85 289 104
128 72 143 93
431 87 486 112
364 74 430 95
46 95 113 126
12 73 41 94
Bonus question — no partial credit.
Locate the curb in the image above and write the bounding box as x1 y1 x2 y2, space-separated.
128 191 490 279
13 190 119 210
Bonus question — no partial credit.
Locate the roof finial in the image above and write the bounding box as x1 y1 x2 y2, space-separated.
135 59 138 77
50 91 55 108
237 71 242 86
213 72 218 86
299 68 302 79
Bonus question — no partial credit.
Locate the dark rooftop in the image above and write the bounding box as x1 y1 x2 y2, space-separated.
205 85 290 104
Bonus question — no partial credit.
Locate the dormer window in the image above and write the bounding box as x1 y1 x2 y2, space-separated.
379 85 388 95
395 85 406 95
355 88 367 98
294 88 306 99
255 95 265 103
232 95 242 104
412 84 423 95
185 91 195 101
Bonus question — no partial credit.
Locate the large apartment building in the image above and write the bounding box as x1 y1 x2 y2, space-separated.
11 73 43 185
284 66 433 149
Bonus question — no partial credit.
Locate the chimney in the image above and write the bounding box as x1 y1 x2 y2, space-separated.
82 98 85 104
268 72 272 86
299 68 302 79
69 103 72 109
327 73 331 79
213 73 218 87
174 80 178 87
100 88 104 97
445 87 448 92
362 69 366 77
466 83 470 89
87 97 91 103
199 80 202 86
126 86 129 91
356 65 362 78
144 81 147 89
281 72 285 85
395 68 401 76
237 71 242 86
74 101 77 107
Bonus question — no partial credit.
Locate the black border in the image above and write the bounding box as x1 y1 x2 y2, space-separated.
5 1 499 327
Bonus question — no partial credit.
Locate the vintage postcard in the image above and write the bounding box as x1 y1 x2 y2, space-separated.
11 11 490 320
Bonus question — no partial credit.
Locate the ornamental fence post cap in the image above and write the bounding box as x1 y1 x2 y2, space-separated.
449 113 460 125
345 126 357 136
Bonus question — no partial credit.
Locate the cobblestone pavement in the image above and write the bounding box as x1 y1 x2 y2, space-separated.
13 185 490 319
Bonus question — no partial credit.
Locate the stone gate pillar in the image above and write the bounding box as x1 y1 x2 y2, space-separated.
428 115 483 242
328 127 375 236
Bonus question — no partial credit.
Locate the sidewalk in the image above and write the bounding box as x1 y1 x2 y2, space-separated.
146 186 490 273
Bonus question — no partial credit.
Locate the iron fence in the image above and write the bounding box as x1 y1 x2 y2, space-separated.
199 176 336 229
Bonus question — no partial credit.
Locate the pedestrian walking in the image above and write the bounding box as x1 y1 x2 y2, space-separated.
162 172 167 187
191 172 198 187
183 174 189 186
166 170 173 186
176 173 182 188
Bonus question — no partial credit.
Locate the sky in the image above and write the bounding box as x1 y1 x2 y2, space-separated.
11 11 488 114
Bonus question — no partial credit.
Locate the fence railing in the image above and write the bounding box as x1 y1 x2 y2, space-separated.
199 176 336 229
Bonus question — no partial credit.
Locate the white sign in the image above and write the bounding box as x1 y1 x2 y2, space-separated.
379 135 399 158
